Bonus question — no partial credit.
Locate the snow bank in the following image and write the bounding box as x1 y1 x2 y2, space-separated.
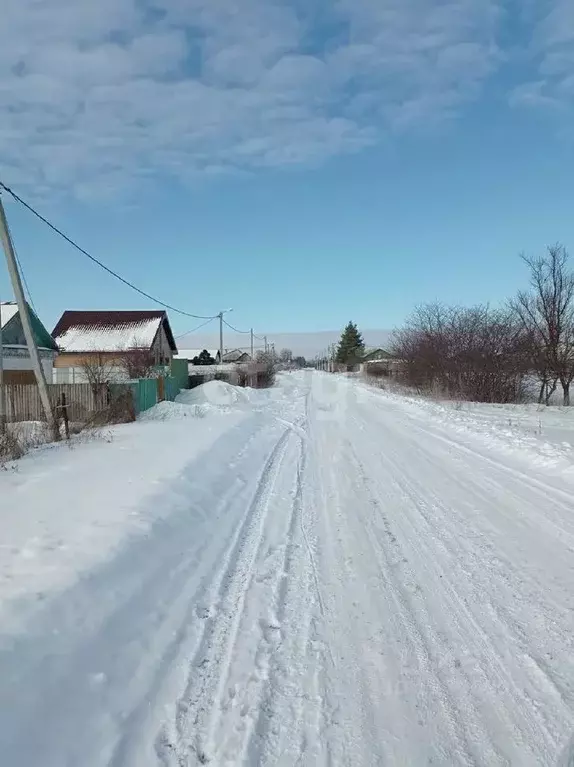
139 401 208 421
7 421 50 446
139 381 252 421
0 410 246 632
358 378 574 474
177 380 249 407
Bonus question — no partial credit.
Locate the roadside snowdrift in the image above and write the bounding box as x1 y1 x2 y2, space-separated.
177 380 250 406
139 381 251 421
360 380 574 475
0 390 248 631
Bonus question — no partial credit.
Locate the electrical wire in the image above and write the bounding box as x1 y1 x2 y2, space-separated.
0 181 218 321
222 318 252 335
175 316 216 339
4 215 38 316
223 319 266 341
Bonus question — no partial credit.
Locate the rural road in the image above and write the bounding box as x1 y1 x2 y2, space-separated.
0 373 573 766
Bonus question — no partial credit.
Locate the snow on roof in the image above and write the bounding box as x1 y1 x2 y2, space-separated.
222 349 250 362
0 302 19 330
52 311 168 353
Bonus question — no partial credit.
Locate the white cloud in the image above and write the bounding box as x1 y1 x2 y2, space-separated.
0 0 503 198
510 0 574 115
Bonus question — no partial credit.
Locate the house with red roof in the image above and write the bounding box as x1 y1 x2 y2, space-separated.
52 310 178 383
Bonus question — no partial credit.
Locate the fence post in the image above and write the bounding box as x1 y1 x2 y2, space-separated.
60 392 70 440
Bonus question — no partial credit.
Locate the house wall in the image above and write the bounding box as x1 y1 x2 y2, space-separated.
1 347 54 381
152 323 173 365
53 351 125 368
53 352 129 384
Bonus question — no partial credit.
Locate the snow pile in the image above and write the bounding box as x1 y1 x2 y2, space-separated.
177 380 249 407
138 382 254 421
139 401 207 421
8 421 50 445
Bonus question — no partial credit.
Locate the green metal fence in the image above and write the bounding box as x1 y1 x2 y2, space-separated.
170 358 189 391
137 378 159 412
164 376 179 403
111 375 182 416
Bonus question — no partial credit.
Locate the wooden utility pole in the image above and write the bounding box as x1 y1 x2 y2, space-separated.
250 328 254 359
0 196 59 441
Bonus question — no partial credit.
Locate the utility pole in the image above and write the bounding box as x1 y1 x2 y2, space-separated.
250 328 254 359
0 300 5 435
264 336 268 355
218 308 233 364
0 196 59 440
219 311 224 365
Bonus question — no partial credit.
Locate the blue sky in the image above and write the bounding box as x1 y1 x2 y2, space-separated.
1 0 573 341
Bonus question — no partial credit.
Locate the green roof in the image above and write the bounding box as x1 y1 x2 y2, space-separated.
0 303 58 351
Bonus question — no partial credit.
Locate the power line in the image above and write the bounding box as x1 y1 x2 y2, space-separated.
4 215 38 315
175 316 216 339
0 181 217 321
222 318 251 334
222 318 265 341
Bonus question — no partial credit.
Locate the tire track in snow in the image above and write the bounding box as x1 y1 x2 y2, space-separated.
343 439 485 766
158 427 294 765
347 405 572 764
362 404 574 708
243 430 326 767
211 429 306 765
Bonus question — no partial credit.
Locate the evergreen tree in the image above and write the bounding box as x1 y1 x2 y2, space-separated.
193 349 216 365
336 321 365 365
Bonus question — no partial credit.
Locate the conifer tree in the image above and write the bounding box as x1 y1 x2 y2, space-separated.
336 322 365 364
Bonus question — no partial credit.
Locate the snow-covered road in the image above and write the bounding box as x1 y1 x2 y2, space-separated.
1 373 574 766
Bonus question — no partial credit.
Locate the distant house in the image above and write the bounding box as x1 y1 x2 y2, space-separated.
362 347 394 362
221 349 252 363
52 310 177 383
360 347 402 377
0 301 58 384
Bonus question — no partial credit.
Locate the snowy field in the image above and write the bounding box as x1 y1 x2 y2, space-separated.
1 372 574 766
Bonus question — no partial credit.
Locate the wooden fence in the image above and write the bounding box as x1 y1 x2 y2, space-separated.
4 384 106 423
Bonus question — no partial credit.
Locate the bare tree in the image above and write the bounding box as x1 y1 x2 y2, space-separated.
393 303 530 403
119 342 156 380
256 350 274 364
512 245 574 405
254 350 276 387
279 348 293 364
80 355 117 407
